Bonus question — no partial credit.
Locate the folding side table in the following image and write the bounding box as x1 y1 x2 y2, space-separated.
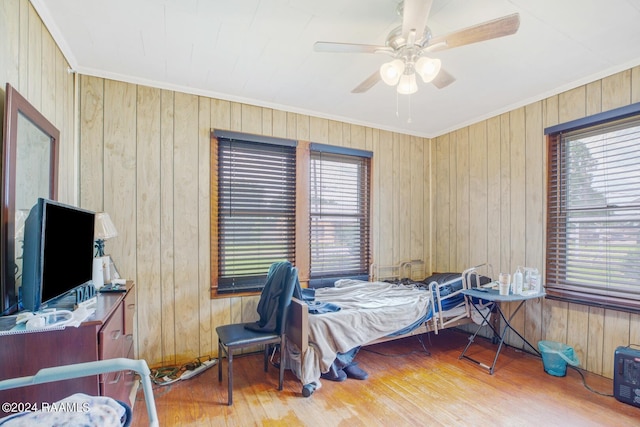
459 287 545 374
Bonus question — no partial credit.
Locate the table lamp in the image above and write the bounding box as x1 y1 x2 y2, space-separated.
94 212 118 287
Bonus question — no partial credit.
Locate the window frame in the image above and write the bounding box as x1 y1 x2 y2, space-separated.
545 102 640 313
211 130 298 297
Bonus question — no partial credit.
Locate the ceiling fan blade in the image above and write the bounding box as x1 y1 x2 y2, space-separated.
314 41 390 54
401 0 433 39
351 70 382 93
431 68 455 89
428 12 520 52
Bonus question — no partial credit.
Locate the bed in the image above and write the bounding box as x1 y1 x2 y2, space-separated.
0 358 158 427
283 263 493 396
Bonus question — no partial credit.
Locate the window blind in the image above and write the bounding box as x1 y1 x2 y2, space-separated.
309 150 371 287
217 138 296 294
546 115 640 311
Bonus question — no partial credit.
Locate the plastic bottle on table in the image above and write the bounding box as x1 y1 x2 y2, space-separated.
530 269 539 293
514 267 523 294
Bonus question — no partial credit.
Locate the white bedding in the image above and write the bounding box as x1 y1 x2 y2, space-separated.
285 279 431 385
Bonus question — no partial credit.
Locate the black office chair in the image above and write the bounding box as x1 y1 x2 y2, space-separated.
216 261 298 405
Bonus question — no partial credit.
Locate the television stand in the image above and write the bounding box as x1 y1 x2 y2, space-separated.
0 282 136 414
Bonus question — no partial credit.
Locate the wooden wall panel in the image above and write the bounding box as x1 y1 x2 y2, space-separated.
342 123 352 147
135 86 162 364
26 3 42 107
523 102 544 350
499 113 511 275
371 129 380 271
172 92 201 360
567 303 589 369
296 114 310 141
198 97 212 359
241 103 262 134
455 128 469 271
377 131 395 268
602 70 631 111
397 134 411 265
328 120 343 146
17 0 28 95
424 138 432 274
79 76 104 210
272 109 287 138
433 134 450 272
351 125 365 150
0 0 20 89
261 107 273 137
486 117 501 272
310 116 329 144
103 80 137 276
469 122 487 267
586 307 605 374
586 81 602 116
410 136 425 278
602 310 630 378
160 89 176 365
448 132 458 270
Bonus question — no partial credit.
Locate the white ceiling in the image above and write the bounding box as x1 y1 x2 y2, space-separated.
32 0 640 138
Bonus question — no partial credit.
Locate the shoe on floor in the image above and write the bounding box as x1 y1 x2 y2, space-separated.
321 369 347 382
344 363 368 380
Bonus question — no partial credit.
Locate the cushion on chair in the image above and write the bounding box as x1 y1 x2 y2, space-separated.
217 323 280 348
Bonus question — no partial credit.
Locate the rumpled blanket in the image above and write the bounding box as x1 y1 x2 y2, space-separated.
0 393 128 427
285 279 431 385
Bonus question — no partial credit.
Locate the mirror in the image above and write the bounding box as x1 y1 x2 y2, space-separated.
1 83 59 315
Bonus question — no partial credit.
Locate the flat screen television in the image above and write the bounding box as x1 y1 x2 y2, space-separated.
21 198 95 312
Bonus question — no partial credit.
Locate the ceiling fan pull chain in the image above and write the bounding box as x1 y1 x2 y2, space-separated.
407 94 412 124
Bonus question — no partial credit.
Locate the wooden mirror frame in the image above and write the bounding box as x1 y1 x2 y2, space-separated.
1 83 59 315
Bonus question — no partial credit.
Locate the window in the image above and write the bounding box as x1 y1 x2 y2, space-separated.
309 144 371 287
213 131 297 294
546 104 640 312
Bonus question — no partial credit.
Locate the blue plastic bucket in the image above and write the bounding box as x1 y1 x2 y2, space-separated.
537 340 580 377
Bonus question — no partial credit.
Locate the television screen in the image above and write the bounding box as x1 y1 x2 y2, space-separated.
21 198 95 312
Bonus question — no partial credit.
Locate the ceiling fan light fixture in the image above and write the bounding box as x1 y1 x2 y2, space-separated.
415 56 441 83
397 72 418 95
380 59 405 86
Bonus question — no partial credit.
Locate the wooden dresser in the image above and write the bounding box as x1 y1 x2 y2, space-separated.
0 282 136 414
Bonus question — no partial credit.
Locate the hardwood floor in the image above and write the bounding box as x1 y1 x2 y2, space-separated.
131 329 638 426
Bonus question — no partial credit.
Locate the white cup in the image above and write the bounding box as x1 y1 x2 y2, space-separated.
499 282 510 295
498 272 511 296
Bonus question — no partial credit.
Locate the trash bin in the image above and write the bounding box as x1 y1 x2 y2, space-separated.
537 340 580 377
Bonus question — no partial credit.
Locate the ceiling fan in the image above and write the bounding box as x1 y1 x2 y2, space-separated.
314 0 520 95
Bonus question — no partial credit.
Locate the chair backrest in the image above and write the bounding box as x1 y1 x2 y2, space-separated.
246 261 298 334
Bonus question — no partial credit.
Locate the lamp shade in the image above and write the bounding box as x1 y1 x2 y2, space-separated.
380 59 405 86
415 57 441 83
397 72 418 95
94 212 118 240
